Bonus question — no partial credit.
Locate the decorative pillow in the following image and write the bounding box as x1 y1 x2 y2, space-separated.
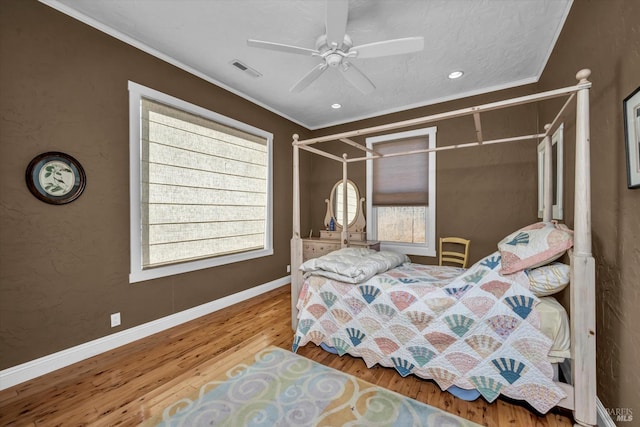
525 262 570 296
498 221 573 275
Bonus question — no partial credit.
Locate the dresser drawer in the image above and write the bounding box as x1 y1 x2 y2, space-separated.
302 240 340 261
320 230 366 241
301 238 380 262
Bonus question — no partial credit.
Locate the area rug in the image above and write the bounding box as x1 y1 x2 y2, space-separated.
145 345 481 426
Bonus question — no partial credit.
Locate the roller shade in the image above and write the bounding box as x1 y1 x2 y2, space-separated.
372 135 429 206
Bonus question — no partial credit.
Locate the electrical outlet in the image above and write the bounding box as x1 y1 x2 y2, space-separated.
110 312 121 328
286 264 291 273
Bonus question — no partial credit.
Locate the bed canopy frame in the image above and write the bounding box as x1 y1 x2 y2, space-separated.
290 69 595 427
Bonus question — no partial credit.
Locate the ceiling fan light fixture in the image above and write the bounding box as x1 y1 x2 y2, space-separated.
448 70 464 79
326 53 343 67
247 0 424 94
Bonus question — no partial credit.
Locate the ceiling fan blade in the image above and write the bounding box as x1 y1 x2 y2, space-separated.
247 39 318 56
290 63 328 93
325 0 349 49
340 61 375 94
352 37 425 58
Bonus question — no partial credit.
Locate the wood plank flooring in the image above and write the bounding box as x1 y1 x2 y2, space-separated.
0 285 574 426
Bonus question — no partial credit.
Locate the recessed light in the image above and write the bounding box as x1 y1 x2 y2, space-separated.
448 70 464 79
331 103 342 109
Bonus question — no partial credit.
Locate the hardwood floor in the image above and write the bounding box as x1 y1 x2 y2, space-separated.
0 285 574 426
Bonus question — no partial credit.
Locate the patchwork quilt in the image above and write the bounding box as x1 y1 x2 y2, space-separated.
293 252 566 413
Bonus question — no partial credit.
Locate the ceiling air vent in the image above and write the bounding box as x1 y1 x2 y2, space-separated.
230 60 262 78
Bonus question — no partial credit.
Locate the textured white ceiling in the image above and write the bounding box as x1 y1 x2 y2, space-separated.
42 0 572 129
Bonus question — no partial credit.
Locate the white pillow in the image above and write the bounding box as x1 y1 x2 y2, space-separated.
537 297 571 361
498 221 573 275
526 262 570 296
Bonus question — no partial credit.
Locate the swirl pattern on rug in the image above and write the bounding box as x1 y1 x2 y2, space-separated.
152 346 480 426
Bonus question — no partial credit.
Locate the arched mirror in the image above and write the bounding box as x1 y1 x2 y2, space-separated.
332 180 358 227
324 179 366 232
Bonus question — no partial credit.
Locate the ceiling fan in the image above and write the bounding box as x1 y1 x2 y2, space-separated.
247 0 424 94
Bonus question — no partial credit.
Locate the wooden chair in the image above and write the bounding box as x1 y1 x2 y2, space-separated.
438 237 471 268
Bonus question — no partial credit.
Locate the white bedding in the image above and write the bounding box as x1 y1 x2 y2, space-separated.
537 296 571 362
299 247 410 283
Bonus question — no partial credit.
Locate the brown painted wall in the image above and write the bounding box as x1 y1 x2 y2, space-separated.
307 87 540 265
0 1 307 369
3 2 639 413
538 0 640 413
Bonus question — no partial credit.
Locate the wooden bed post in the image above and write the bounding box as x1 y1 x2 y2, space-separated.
342 153 348 248
291 136 303 330
542 124 553 222
571 69 596 427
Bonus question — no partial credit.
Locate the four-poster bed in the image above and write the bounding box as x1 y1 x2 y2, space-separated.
290 70 596 426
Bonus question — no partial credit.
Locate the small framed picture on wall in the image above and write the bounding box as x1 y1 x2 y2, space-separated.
623 86 640 189
25 152 86 204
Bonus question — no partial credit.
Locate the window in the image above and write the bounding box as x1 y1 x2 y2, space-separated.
128 82 273 283
366 127 436 257
537 124 563 220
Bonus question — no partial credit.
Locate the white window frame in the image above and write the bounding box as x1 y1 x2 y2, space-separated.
128 81 273 283
365 127 437 257
537 123 563 220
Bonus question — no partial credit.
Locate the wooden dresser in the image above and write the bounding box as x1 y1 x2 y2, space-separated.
302 179 379 261
302 231 380 262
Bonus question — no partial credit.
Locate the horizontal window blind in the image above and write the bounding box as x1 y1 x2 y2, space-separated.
141 98 268 269
372 135 429 206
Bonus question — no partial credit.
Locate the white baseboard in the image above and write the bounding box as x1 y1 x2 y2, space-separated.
0 276 290 391
597 398 617 427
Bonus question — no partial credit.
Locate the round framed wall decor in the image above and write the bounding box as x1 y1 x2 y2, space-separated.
25 152 86 205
